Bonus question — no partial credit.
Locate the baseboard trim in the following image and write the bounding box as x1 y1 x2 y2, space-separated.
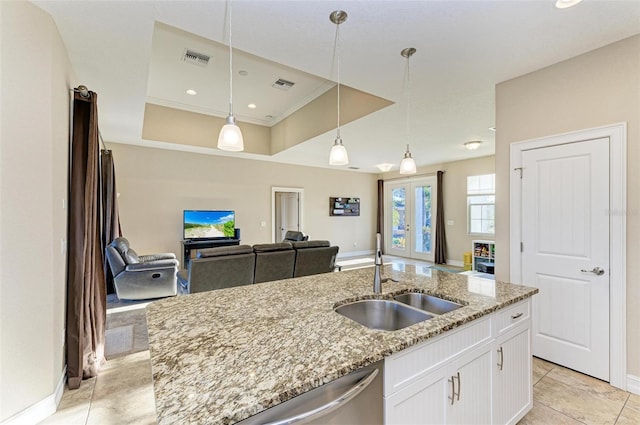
447 260 464 268
1 367 66 425
628 374 640 395
337 250 374 259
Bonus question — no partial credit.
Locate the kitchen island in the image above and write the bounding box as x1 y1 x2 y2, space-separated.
146 264 537 424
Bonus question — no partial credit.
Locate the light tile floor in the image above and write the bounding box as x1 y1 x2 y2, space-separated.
41 260 640 425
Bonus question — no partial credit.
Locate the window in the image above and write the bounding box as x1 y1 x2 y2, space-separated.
467 174 495 235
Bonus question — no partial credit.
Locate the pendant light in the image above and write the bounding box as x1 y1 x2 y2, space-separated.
328 10 349 166
217 0 244 152
399 47 417 175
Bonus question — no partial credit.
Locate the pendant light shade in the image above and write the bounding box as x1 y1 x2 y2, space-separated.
328 10 348 166
329 137 349 165
400 144 417 174
217 0 244 152
218 115 244 151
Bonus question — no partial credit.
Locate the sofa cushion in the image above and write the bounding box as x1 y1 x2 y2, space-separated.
125 248 140 264
198 244 254 258
253 242 293 252
292 240 330 249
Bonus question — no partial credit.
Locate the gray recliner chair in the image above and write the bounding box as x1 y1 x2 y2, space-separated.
253 242 296 283
292 240 339 277
186 245 256 294
105 237 179 300
283 231 308 242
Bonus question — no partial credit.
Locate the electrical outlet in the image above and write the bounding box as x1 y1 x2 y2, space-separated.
260 221 266 228
353 242 358 247
447 220 454 226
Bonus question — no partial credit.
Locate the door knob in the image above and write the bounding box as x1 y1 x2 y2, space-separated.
580 267 605 276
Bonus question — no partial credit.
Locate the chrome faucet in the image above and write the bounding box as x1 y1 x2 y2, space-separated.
373 233 383 293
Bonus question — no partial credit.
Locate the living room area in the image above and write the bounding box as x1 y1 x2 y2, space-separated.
3 1 640 424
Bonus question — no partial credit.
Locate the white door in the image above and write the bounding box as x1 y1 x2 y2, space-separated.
521 137 610 381
386 178 436 262
275 192 299 241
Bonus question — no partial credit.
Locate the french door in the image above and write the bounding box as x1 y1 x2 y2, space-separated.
385 177 437 262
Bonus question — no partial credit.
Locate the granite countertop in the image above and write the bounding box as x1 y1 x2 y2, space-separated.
146 264 537 425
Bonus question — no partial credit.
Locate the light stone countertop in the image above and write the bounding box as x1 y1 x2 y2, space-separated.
146 264 537 425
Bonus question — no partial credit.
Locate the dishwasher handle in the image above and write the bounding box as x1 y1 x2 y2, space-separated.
265 368 379 425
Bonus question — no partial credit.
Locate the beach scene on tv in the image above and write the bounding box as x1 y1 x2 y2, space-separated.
184 210 235 239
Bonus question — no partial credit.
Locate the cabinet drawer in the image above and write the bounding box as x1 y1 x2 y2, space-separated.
494 299 530 336
384 317 491 396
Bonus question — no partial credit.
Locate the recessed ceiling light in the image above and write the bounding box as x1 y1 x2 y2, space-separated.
376 163 394 172
265 115 274 119
555 0 583 9
248 103 257 109
465 140 482 150
186 89 197 96
238 70 249 76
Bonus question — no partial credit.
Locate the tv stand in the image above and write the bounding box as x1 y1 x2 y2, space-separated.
181 238 240 268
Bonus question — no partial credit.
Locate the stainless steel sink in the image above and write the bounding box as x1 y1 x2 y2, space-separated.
335 299 433 331
393 293 463 315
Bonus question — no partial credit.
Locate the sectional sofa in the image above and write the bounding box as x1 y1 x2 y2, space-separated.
180 240 340 294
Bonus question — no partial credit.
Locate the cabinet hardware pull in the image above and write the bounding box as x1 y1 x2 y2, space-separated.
448 375 456 405
497 347 504 371
511 312 523 319
456 371 461 401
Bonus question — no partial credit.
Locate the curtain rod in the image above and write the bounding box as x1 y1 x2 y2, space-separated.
70 85 109 152
383 170 444 182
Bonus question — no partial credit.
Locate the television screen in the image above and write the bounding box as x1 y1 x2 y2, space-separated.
183 210 235 240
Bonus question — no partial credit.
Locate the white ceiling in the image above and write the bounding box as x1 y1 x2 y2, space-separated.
35 0 640 173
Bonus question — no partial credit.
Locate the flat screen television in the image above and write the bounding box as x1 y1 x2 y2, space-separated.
183 210 235 240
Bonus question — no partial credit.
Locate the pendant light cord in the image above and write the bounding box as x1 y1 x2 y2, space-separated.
228 0 234 116
406 55 410 149
335 22 341 139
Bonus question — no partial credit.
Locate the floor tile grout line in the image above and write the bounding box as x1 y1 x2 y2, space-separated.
613 393 631 424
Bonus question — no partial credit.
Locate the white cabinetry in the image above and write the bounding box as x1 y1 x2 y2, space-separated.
493 301 532 425
384 299 532 425
472 239 495 273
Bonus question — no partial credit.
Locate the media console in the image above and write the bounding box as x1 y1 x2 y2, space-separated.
181 238 240 268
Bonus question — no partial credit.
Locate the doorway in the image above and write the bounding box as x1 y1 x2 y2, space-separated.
510 123 626 389
385 177 437 262
271 187 304 243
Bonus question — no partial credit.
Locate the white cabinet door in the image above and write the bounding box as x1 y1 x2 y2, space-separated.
385 368 447 425
446 347 492 425
493 327 532 425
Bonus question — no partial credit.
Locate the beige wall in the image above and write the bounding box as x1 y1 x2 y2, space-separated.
496 36 640 376
108 143 379 260
381 155 495 265
1 1 73 421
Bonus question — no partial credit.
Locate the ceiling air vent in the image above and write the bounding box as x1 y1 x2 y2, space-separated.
272 78 295 91
182 49 210 67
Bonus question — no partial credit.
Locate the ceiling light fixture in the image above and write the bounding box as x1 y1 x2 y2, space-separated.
248 103 257 109
465 140 482 150
328 10 349 166
555 0 583 9
376 163 394 172
399 47 417 175
186 89 197 96
489 126 496 132
217 0 244 152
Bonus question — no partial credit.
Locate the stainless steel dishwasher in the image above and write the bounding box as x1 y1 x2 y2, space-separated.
237 361 383 424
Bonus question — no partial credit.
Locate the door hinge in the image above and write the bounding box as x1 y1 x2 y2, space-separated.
520 242 524 252
514 167 524 179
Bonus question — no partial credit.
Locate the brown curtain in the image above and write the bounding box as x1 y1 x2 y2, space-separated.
435 170 447 264
100 149 121 294
66 90 106 389
376 179 385 253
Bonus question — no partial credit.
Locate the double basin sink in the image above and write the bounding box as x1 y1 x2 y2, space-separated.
335 293 463 331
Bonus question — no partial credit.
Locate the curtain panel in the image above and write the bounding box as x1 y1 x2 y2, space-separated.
435 170 447 264
66 91 107 389
100 149 122 294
